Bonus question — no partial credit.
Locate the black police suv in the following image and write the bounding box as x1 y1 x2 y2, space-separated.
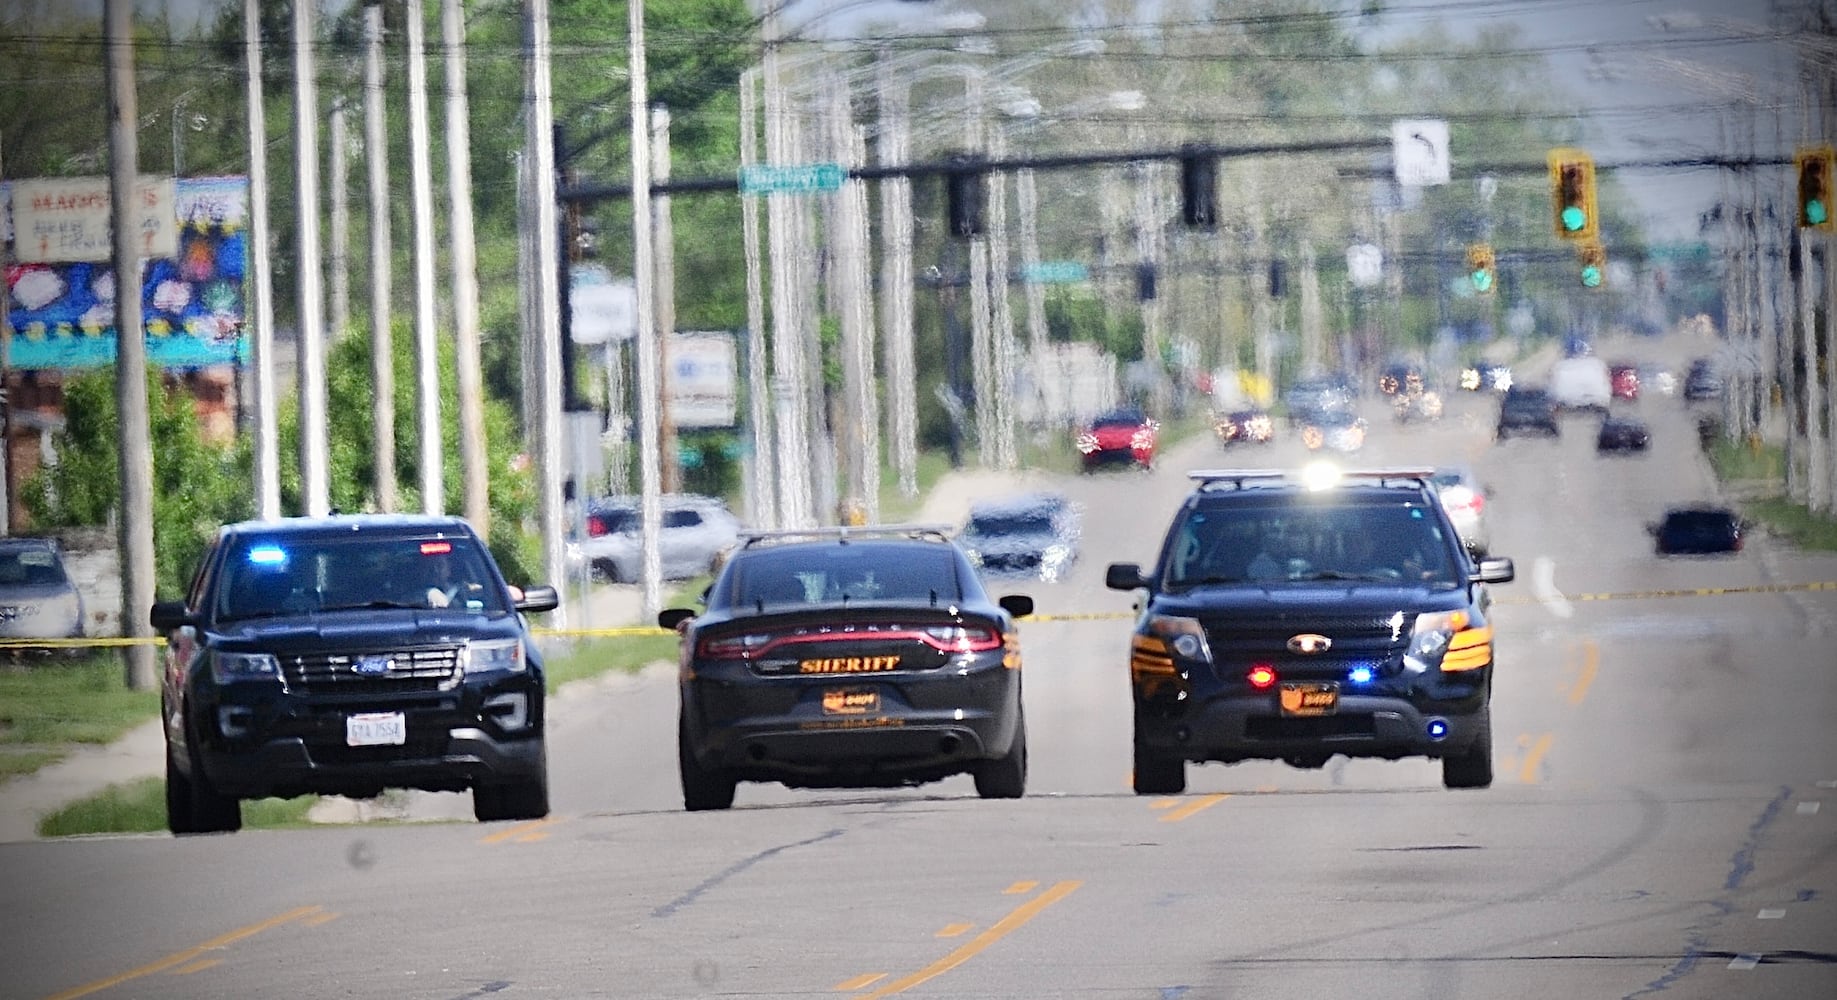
659 524 1034 811
150 515 559 834
1106 468 1516 794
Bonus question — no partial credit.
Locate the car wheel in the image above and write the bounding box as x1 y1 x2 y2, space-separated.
973 714 1027 799
1132 742 1185 795
679 715 736 811
167 738 241 835
1441 708 1494 789
472 742 550 822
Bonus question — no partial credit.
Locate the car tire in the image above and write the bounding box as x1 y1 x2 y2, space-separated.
1132 742 1186 795
679 716 736 811
1441 708 1494 789
166 738 241 835
973 715 1027 799
472 742 550 822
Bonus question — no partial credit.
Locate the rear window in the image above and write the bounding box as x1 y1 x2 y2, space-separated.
0 546 68 587
724 545 963 607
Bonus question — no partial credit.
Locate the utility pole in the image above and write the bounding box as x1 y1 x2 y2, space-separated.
294 0 330 517
329 102 351 342
630 0 665 617
652 104 680 493
986 125 1016 470
523 0 568 623
406 0 443 514
738 67 778 528
245 0 279 520
106 0 156 691
828 76 878 518
875 48 918 498
0 130 10 536
444 0 489 533
762 5 814 528
363 0 396 514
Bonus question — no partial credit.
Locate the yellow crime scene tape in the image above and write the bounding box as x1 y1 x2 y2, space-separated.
4 581 1831 652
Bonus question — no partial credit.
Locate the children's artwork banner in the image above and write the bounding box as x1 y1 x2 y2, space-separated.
3 176 250 370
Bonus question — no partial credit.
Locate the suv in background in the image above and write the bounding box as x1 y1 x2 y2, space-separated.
1105 468 1515 793
150 514 560 834
578 494 742 583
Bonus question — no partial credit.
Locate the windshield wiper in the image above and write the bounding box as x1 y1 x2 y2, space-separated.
319 600 425 612
1293 570 1401 582
1172 574 1244 587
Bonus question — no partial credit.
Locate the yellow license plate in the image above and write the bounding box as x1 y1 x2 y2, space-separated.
821 688 879 715
1279 682 1339 716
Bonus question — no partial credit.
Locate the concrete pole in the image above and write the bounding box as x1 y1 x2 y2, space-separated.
651 104 679 494
629 0 665 617
363 0 396 514
1824 61 1837 512
875 50 918 498
443 0 490 532
762 7 813 528
986 126 1016 470
106 0 156 690
523 0 568 619
329 103 350 342
738 67 778 528
828 76 878 519
406 0 443 514
293 0 330 517
247 0 280 519
0 133 10 536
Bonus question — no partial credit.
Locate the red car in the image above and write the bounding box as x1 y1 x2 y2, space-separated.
1610 362 1641 401
1077 407 1158 471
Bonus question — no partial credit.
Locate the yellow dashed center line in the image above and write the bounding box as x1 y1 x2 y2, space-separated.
934 923 974 938
854 881 1082 998
1149 798 1179 810
479 817 555 845
1002 881 1039 895
167 959 222 976
1520 732 1554 784
1568 639 1599 706
1159 793 1230 823
834 973 887 992
301 911 340 928
43 904 323 1000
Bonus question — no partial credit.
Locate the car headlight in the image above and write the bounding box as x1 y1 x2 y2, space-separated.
211 650 281 684
1404 610 1468 673
1147 614 1211 662
465 637 526 674
964 548 983 567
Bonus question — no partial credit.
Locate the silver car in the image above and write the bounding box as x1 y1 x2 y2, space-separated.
1430 466 1492 558
0 537 86 643
577 495 742 584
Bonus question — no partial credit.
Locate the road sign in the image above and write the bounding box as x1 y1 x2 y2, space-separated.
1393 119 1450 187
738 162 845 196
11 176 178 261
1023 260 1088 284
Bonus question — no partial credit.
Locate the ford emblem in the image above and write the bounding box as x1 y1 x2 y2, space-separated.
1286 634 1332 655
354 655 393 676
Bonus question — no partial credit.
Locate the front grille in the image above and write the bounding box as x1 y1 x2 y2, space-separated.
282 646 463 693
1245 714 1377 741
1205 614 1412 680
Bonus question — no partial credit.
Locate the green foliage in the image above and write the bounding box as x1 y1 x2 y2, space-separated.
1045 290 1144 362
36 776 318 837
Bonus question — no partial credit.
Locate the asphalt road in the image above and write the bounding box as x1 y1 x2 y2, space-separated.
2 331 1834 999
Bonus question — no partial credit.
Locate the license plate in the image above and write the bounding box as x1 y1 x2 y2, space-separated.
346 712 407 746
1279 682 1339 717
821 688 879 715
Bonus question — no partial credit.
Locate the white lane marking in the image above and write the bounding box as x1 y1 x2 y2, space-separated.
1532 556 1573 619
1728 953 1763 970
1817 780 1837 789
1798 801 1823 815
1758 909 1786 919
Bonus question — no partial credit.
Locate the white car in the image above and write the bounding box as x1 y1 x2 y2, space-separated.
577 495 742 583
1430 466 1492 558
1549 356 1613 413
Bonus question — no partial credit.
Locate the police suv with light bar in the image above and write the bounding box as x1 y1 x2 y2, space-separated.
149 514 560 834
1105 467 1515 792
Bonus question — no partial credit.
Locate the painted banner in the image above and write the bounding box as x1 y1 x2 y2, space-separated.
3 176 249 370
666 331 737 428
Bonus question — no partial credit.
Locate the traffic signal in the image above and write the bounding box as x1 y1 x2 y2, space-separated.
1549 148 1598 241
1579 243 1607 288
1179 146 1217 228
945 156 986 238
1796 146 1835 230
1465 243 1496 295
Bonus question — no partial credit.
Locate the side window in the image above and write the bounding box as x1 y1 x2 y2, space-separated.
188 539 222 612
665 510 702 529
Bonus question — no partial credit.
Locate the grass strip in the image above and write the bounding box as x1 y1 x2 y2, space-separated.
36 777 318 837
0 656 159 746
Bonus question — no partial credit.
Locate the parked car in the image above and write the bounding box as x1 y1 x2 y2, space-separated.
1495 386 1560 439
149 514 561 833
578 494 742 583
1596 415 1652 454
959 492 1082 583
1429 466 1492 557
660 524 1034 809
1213 407 1275 446
0 537 86 645
1650 505 1744 555
1077 407 1158 471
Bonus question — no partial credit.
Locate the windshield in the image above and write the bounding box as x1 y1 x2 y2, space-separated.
1164 502 1459 587
216 534 508 620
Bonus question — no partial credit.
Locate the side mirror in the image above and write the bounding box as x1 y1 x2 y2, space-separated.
149 599 193 633
998 594 1034 620
516 585 561 614
1470 557 1515 584
1105 562 1147 591
657 607 696 633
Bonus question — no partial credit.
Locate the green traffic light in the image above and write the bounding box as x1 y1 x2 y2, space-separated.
1561 206 1588 232
1810 199 1830 226
1581 265 1602 288
1471 270 1493 293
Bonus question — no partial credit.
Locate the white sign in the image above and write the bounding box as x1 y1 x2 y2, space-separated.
1347 243 1383 287
570 264 635 345
1393 119 1450 187
666 331 738 428
12 176 177 262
